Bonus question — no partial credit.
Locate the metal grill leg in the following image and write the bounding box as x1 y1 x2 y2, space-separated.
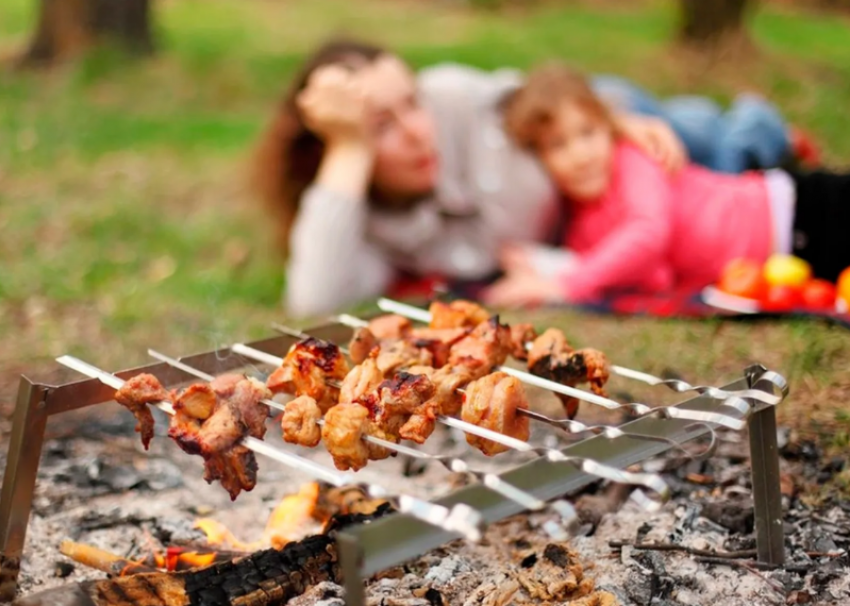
337 531 365 606
746 365 785 566
0 378 49 602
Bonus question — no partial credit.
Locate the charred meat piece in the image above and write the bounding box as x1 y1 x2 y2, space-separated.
266 337 350 412
349 327 379 365
448 316 513 380
322 403 371 471
368 314 412 340
527 328 573 369
408 327 470 368
509 323 537 361
340 355 384 403
461 372 530 456
168 376 271 499
114 373 169 450
575 348 611 396
528 328 610 419
429 300 491 329
203 444 258 501
281 395 323 448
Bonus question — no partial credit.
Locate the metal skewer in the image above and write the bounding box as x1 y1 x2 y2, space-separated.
272 323 717 461
146 349 579 539
373 297 788 406
229 343 670 501
56 355 484 542
327 315 754 431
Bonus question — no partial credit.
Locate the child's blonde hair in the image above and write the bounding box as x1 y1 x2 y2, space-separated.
503 62 617 150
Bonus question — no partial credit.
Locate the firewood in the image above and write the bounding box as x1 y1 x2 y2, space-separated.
14 506 393 606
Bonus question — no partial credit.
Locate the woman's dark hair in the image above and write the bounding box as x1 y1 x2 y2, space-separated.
252 38 387 255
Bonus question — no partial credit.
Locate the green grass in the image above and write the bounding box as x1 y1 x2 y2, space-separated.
1 0 850 452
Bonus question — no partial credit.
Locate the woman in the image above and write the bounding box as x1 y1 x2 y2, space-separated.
254 39 688 318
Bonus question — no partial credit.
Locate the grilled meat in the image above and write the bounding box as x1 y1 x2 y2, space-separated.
281 395 323 448
509 323 537 361
349 327 379 365
114 373 169 450
321 403 371 471
527 328 610 419
461 371 530 456
429 300 490 329
368 314 412 340
168 376 270 500
266 337 350 412
407 327 470 367
339 355 384 403
375 339 433 375
448 316 513 379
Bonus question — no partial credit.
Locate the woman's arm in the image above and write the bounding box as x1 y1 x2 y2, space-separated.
284 65 394 318
611 112 687 174
285 185 394 318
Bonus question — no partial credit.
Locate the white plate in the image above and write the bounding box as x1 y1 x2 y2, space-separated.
701 286 761 314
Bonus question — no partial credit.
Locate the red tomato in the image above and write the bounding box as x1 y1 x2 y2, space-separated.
718 258 767 300
761 285 801 311
800 279 836 309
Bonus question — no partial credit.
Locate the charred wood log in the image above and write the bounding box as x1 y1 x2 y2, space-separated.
13 505 394 606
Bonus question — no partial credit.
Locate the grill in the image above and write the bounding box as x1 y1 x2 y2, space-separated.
0 298 789 605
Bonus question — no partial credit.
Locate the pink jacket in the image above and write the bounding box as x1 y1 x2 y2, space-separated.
562 142 773 300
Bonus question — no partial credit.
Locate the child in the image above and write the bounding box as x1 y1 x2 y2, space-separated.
484 62 850 307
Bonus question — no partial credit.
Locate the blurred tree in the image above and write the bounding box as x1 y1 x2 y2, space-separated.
678 0 754 49
21 0 154 66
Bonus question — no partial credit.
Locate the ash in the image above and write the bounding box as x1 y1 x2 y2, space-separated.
2 405 849 606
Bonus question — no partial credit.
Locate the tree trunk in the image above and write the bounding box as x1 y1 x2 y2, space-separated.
22 0 154 66
678 0 753 49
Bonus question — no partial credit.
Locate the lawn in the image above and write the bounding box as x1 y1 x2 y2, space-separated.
1 0 849 466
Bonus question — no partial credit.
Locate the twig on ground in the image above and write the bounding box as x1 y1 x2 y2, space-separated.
608 540 757 559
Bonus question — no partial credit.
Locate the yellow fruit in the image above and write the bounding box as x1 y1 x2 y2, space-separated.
762 254 812 288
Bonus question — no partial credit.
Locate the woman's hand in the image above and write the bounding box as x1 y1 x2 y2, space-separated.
483 271 566 308
297 65 372 147
615 113 687 173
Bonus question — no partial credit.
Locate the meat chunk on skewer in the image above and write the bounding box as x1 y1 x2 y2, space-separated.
203 444 258 502
266 337 350 412
408 327 470 368
407 364 473 416
509 323 537 361
351 371 437 444
281 395 323 448
429 300 490 329
114 373 169 450
340 355 384 403
169 376 271 500
368 314 412 340
349 327 379 365
375 339 433 375
527 329 610 419
461 372 530 456
322 403 371 471
448 316 513 380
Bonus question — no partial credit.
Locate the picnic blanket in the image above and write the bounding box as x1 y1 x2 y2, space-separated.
387 274 850 328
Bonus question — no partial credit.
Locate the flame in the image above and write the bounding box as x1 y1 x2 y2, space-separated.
193 482 321 551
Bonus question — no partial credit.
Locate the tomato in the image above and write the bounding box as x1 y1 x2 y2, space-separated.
718 258 766 300
800 279 836 309
837 267 850 310
761 285 801 311
763 254 812 288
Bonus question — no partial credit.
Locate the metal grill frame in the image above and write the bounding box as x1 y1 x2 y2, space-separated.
0 322 784 603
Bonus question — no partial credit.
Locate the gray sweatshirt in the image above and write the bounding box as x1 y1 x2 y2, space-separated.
285 63 556 318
